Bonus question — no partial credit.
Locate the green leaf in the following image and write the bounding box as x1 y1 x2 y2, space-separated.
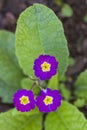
48 73 58 89
75 86 87 100
0 30 24 103
74 99 86 108
0 108 42 130
68 57 75 66
21 78 33 89
75 70 87 100
59 84 71 101
45 101 87 130
54 0 63 6
21 78 40 95
15 4 69 79
0 79 20 103
75 70 87 87
83 14 87 23
61 4 73 17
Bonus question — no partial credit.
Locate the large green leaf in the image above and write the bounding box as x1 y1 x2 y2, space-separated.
45 101 87 130
0 30 24 103
0 79 21 103
16 4 69 79
0 108 42 130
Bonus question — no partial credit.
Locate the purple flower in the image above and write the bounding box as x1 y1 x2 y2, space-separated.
36 88 62 113
33 55 58 80
13 89 35 112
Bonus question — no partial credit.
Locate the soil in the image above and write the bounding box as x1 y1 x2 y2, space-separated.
0 0 87 116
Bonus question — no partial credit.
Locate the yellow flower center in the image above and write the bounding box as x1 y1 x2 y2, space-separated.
43 96 53 105
41 62 51 72
20 96 30 105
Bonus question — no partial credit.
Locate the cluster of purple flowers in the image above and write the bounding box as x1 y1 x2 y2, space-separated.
13 55 62 113
13 88 62 112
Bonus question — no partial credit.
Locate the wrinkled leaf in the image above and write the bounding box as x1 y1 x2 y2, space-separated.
16 4 69 79
0 30 23 86
45 101 87 130
0 108 42 130
0 79 20 103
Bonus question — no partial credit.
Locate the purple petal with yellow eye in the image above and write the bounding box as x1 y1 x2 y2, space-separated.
36 88 62 113
33 55 58 80
13 89 35 112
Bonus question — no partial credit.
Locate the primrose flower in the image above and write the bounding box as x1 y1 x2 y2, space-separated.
13 89 35 112
33 55 58 80
36 88 62 113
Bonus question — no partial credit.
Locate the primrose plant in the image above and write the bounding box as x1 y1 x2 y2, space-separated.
0 4 87 130
13 54 62 112
14 3 68 113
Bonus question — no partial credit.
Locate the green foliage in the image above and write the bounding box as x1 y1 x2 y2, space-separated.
21 78 33 89
59 84 71 101
83 14 87 23
45 101 87 130
75 86 87 100
74 99 86 108
68 57 75 66
54 0 63 6
0 108 42 130
0 79 20 103
1 4 86 130
0 30 23 86
75 70 87 87
15 4 69 80
61 4 73 17
0 30 24 103
48 73 58 89
21 78 40 95
74 70 87 107
75 70 87 99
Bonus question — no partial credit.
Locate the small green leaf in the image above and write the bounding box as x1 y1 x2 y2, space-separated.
21 78 40 95
0 30 24 86
75 86 87 100
68 57 75 66
83 14 87 23
75 70 87 87
74 99 86 108
48 73 58 89
45 101 87 130
75 70 87 100
0 108 42 130
21 78 33 89
59 84 71 101
54 0 63 6
61 4 73 17
0 79 20 103
16 4 69 79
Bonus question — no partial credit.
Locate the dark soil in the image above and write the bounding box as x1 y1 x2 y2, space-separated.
0 0 87 116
